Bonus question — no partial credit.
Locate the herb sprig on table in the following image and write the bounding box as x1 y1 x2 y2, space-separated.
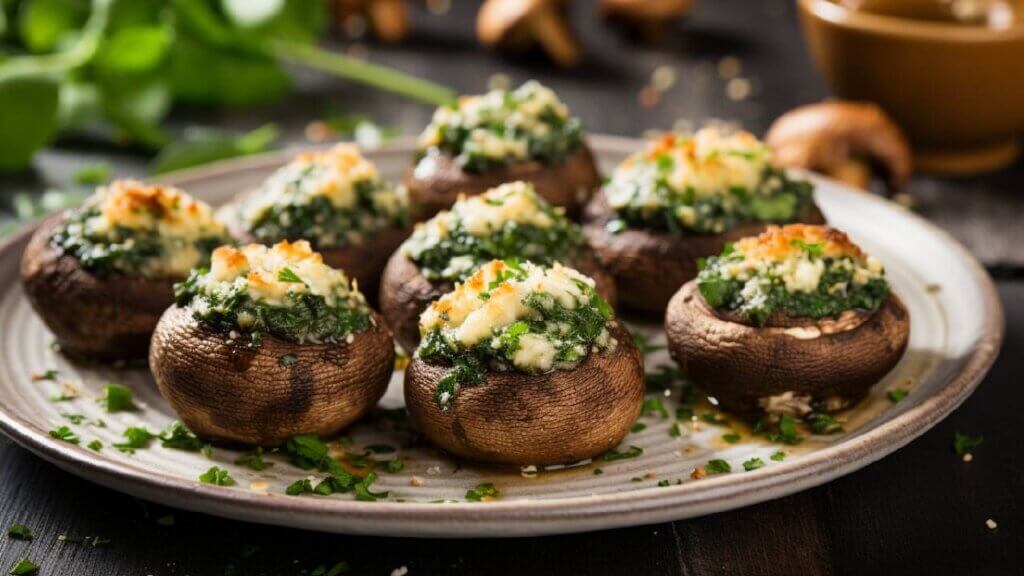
0 0 454 172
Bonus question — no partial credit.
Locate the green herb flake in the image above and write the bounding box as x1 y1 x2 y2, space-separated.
61 413 86 424
602 445 643 461
465 483 499 502
770 450 786 461
722 433 741 444
286 479 313 496
100 384 136 412
706 459 731 475
161 422 206 452
49 425 79 444
641 397 669 419
276 267 303 283
657 479 671 487
742 458 765 472
73 163 112 185
887 388 909 403
630 421 647 433
806 413 843 435
285 435 330 470
234 448 274 471
30 370 58 382
953 432 983 456
6 525 32 541
8 558 38 575
114 426 157 453
382 459 404 474
199 466 236 486
87 440 103 452
593 468 604 475
700 412 727 426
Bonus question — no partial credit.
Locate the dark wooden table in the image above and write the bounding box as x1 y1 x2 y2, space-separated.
0 1 1020 574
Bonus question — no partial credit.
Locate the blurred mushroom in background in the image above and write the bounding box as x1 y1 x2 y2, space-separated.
601 0 695 42
766 101 913 195
477 0 583 67
336 0 410 42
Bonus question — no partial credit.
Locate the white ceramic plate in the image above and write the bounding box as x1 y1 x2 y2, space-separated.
0 136 1003 537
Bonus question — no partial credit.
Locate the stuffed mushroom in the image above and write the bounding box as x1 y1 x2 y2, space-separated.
584 127 825 315
20 180 229 361
219 144 409 300
380 181 616 352
407 81 600 220
150 240 394 445
405 259 643 466
665 224 910 417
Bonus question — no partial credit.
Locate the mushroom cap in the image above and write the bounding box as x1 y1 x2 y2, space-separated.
218 198 410 304
20 214 175 362
404 320 644 466
601 0 694 20
664 281 910 415
378 243 618 353
405 144 600 221
477 0 552 44
582 193 826 316
150 305 395 446
765 101 913 192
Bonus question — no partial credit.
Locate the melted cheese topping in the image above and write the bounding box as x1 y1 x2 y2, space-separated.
402 181 555 258
420 260 594 348
417 81 571 162
242 144 396 221
201 240 361 306
722 225 883 292
606 127 772 211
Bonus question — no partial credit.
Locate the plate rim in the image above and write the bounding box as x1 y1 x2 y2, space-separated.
0 135 1005 537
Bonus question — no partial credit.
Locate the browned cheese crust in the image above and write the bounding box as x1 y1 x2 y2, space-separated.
404 145 601 221
664 281 910 415
379 244 618 353
149 305 395 446
20 215 175 362
219 199 409 304
404 321 644 466
583 194 826 316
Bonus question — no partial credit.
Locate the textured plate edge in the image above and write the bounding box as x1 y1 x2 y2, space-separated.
0 135 1004 538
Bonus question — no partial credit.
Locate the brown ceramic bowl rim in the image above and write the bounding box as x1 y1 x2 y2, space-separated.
799 0 1024 42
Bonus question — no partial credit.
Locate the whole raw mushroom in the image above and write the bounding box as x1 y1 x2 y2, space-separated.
477 0 583 67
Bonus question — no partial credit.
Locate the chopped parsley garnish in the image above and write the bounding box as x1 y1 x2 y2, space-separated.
61 413 86 424
199 466 236 486
742 458 765 472
593 468 604 475
887 389 909 403
705 459 731 475
465 483 499 502
277 267 303 283
48 426 79 444
30 370 58 382
806 413 843 435
382 460 404 474
602 446 643 461
722 433 741 443
99 384 136 412
641 397 670 419
7 525 32 541
8 558 38 575
114 427 157 453
700 412 727 426
770 451 786 461
953 432 983 456
630 422 647 433
73 163 112 185
285 435 331 470
87 440 103 452
756 415 801 445
160 422 206 452
235 448 274 471
286 479 313 495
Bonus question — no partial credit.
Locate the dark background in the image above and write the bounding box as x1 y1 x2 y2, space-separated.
0 1 1021 574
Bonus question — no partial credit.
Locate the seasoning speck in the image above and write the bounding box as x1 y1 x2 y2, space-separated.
691 467 707 480
986 518 998 529
409 476 424 487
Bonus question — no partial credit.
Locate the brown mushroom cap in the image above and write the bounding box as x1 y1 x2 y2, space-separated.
219 199 409 304
601 0 694 21
477 0 582 67
664 281 910 415
337 0 410 43
20 214 175 362
765 101 913 193
150 305 394 446
405 145 600 222
582 193 826 316
378 243 618 353
404 320 644 466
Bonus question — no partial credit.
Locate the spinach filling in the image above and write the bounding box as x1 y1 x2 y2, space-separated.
409 221 584 283
50 206 224 278
174 272 371 345
246 179 407 248
696 243 889 326
417 262 614 411
431 111 583 173
607 164 814 235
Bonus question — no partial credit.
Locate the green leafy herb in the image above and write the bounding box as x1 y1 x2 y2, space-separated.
73 162 111 185
806 413 843 435
700 412 727 426
382 459 404 474
353 472 388 501
99 384 136 412
61 413 86 424
160 422 206 452
7 525 32 541
790 238 825 256
465 483 499 502
234 448 274 471
276 266 303 283
630 421 647 433
87 440 102 451
953 432 983 456
742 458 765 472
286 479 313 496
887 389 909 403
722 432 741 444
30 369 58 381
49 425 79 444
641 397 670 419
199 466 235 486
593 468 604 475
285 435 330 470
7 558 38 575
114 426 157 453
603 446 643 461
706 459 731 475
770 450 786 461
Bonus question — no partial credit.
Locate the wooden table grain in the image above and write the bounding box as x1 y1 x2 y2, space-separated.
0 1 1020 574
